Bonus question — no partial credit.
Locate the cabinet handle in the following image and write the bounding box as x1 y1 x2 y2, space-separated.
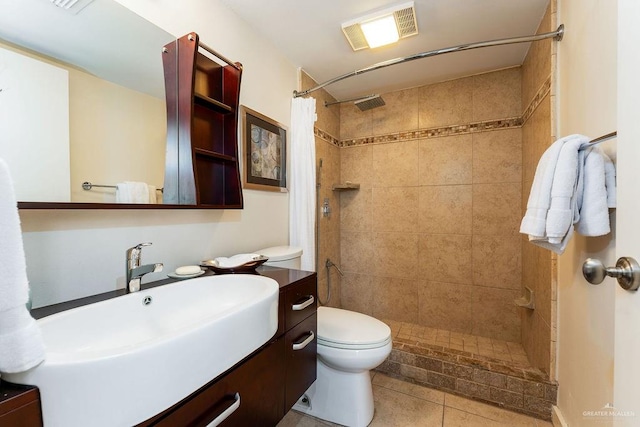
292 331 315 351
206 392 240 427
292 295 315 311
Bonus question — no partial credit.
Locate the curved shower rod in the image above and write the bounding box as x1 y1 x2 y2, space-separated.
293 24 564 98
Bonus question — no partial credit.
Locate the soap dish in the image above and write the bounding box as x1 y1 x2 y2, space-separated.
201 256 269 274
167 270 205 280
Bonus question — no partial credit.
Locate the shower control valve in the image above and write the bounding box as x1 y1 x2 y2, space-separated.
321 198 331 218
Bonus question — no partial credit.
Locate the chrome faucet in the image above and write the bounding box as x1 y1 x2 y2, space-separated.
126 242 163 293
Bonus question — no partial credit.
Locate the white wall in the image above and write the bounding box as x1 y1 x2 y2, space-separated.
69 71 167 203
21 0 298 307
0 46 70 202
556 0 617 424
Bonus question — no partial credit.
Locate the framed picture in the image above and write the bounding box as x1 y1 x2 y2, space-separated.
240 106 288 192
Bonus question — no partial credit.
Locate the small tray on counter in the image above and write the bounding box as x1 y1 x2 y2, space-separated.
201 255 268 274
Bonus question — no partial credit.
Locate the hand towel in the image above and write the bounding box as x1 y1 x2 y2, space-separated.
116 182 151 204
0 158 45 374
214 253 262 268
604 154 617 208
521 134 616 254
148 185 158 204
528 224 574 254
520 134 589 239
545 135 589 243
576 148 614 236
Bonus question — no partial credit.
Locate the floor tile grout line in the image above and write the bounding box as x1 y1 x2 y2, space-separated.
443 392 540 425
372 382 445 406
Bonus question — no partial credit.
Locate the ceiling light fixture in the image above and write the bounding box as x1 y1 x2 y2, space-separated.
360 15 399 48
341 1 418 51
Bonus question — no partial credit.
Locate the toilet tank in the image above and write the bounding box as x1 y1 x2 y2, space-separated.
256 246 303 269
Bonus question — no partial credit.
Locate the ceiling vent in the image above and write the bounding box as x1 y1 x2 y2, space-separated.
49 0 96 14
341 1 418 51
394 5 418 38
342 24 369 51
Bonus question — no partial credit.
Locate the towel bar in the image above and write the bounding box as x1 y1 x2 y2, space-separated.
82 181 163 192
579 131 617 151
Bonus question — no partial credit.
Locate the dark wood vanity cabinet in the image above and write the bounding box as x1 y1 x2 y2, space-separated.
162 32 243 207
0 382 42 427
142 271 317 427
0 270 316 426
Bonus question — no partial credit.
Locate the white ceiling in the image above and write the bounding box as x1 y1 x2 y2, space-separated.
0 0 173 98
219 0 551 100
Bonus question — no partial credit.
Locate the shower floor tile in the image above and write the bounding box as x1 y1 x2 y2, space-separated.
384 319 531 368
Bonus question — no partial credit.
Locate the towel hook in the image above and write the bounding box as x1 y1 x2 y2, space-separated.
582 257 640 291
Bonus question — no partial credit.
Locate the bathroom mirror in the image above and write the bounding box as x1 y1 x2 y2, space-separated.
0 0 183 207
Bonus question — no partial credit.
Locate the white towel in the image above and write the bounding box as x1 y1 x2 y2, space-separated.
545 136 588 243
520 134 589 239
214 253 262 268
528 225 574 254
148 185 158 204
116 182 152 204
576 148 615 236
0 158 45 374
604 154 617 208
521 135 616 254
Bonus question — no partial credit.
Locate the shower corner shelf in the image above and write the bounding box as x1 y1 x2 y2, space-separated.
332 182 360 191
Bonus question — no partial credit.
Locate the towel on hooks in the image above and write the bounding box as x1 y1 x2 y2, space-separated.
520 135 616 254
0 158 45 374
116 182 153 204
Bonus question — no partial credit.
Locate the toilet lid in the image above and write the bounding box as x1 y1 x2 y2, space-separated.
317 307 391 349
256 246 303 261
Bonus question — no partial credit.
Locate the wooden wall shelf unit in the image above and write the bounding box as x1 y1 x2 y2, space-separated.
162 33 244 208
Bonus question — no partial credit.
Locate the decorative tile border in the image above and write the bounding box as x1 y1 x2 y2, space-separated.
339 117 523 148
376 338 558 421
522 76 551 125
317 74 552 149
313 127 340 147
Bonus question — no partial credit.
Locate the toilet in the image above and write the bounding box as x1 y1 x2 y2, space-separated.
296 306 392 426
257 246 392 427
256 245 303 269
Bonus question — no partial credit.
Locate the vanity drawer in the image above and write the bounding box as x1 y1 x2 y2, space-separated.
149 339 285 427
284 276 317 332
284 313 317 411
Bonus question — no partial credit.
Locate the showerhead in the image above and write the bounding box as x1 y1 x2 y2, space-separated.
354 95 385 111
324 94 386 111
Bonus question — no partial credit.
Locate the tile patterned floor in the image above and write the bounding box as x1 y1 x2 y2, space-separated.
384 320 531 367
277 373 552 427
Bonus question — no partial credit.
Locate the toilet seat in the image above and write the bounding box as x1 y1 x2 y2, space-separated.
317 307 391 350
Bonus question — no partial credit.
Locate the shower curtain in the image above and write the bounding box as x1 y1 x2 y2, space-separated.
289 97 317 271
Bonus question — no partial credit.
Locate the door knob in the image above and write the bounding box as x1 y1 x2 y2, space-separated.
582 257 640 291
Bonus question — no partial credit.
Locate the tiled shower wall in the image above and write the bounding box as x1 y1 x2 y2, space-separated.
520 0 557 378
300 72 342 308
301 0 556 370
338 68 524 342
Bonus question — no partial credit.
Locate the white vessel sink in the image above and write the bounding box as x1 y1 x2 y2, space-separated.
3 274 279 427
